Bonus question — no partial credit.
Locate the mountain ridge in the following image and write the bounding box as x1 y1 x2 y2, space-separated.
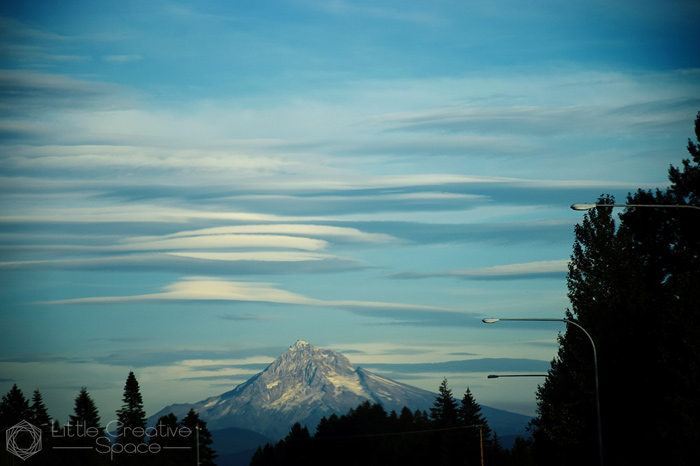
150 340 531 441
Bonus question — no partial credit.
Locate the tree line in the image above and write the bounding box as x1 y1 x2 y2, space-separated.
0 371 217 466
250 378 534 466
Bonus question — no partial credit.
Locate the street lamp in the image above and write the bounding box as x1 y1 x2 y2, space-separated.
571 203 700 211
482 317 603 466
487 374 546 379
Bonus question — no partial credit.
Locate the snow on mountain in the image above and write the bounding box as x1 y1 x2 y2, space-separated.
150 340 435 439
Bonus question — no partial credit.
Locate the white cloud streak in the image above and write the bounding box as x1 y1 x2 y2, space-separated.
125 224 398 244
394 260 569 280
111 234 328 252
38 276 460 313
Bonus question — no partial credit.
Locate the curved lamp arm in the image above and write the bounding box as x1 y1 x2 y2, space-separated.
482 317 603 466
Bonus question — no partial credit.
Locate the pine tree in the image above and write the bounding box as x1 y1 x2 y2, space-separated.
69 387 103 433
0 384 31 428
615 111 700 465
151 413 182 466
429 378 462 465
28 389 55 462
30 390 52 432
179 408 217 466
0 385 33 465
115 371 147 444
458 387 491 464
508 436 536 466
113 372 148 465
430 378 458 428
61 387 106 466
532 194 648 466
458 387 491 434
279 422 311 466
532 113 700 466
488 432 511 466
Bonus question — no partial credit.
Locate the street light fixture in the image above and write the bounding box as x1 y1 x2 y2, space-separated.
482 317 603 466
571 203 700 211
487 374 546 379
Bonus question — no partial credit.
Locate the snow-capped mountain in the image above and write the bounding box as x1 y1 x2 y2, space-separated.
150 340 435 439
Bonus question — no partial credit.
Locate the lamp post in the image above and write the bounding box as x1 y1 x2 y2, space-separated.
571 203 700 211
487 374 546 379
478 425 484 466
482 317 603 466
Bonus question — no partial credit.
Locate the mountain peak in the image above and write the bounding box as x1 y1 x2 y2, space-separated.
151 341 437 439
271 340 355 380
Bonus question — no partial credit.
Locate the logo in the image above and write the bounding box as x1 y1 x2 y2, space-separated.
53 420 193 460
6 420 42 460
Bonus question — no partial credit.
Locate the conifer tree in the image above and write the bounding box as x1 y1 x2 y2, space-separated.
279 422 311 466
488 432 512 466
115 371 147 445
28 389 56 462
458 387 491 434
429 378 458 428
63 387 106 466
509 437 536 466
458 387 491 464
532 113 700 466
429 378 462 465
0 385 32 465
152 413 182 466
70 387 103 432
617 111 700 464
0 384 30 428
398 406 414 431
179 408 217 466
30 389 52 432
532 196 637 466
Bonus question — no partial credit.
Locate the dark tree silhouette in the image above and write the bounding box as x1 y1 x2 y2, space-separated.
532 112 700 466
178 408 217 466
0 384 30 428
115 371 147 444
69 387 103 433
29 389 52 432
429 378 459 428
114 371 148 465
458 387 492 464
61 387 107 465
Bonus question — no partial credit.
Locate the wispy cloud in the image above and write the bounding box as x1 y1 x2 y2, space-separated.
102 54 142 63
2 0 697 423
0 70 139 114
112 234 328 252
363 358 551 375
297 0 442 25
374 97 700 138
391 260 569 281
126 224 399 244
38 276 460 312
91 346 286 368
0 252 365 275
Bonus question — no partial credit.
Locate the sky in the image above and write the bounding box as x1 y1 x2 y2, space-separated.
1 0 699 426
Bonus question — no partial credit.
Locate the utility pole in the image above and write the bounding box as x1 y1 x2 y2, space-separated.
196 424 200 466
479 425 484 466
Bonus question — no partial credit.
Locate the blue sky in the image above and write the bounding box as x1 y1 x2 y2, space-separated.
1 0 699 424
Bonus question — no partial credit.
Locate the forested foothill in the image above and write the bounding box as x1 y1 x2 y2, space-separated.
0 372 217 466
250 378 533 466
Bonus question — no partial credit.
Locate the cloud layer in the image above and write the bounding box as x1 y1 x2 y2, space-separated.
1 0 698 422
